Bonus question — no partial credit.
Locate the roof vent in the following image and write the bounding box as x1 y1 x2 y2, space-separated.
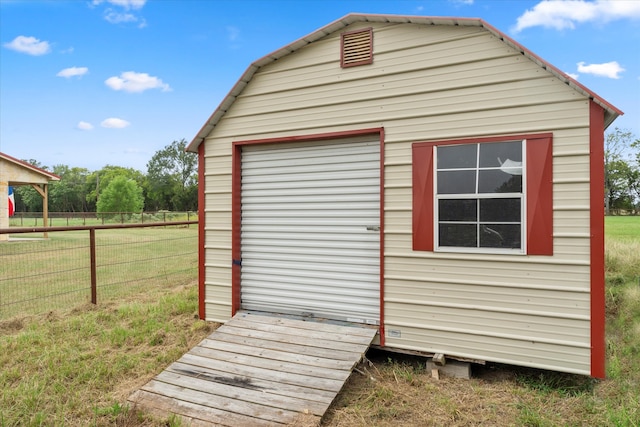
341 27 373 68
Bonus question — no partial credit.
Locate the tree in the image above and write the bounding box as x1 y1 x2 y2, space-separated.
146 139 197 211
605 128 640 214
85 165 147 211
96 176 144 213
49 165 90 212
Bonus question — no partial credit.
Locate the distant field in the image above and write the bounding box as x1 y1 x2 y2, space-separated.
8 212 197 228
605 216 640 281
606 215 640 240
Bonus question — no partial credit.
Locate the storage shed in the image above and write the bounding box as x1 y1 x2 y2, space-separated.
186 13 622 377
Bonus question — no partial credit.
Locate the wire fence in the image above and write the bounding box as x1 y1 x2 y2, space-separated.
9 211 197 227
0 222 198 320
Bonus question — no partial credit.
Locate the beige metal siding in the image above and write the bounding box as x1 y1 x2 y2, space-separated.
202 22 594 373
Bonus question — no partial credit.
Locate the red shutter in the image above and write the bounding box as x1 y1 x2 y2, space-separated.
526 136 553 255
412 143 435 251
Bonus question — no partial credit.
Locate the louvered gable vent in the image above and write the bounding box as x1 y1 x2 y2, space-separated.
341 27 373 68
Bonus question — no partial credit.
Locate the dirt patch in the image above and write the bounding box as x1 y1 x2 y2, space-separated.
0 317 25 334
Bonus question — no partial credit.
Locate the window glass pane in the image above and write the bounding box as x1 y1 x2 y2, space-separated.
480 198 521 222
437 144 477 169
478 170 522 193
437 170 476 194
479 224 521 248
479 141 522 168
439 224 477 247
439 199 477 221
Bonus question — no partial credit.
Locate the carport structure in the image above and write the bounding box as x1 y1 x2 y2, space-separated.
0 152 60 240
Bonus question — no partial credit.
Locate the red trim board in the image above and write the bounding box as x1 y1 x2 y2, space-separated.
589 101 606 379
197 143 206 320
231 128 385 342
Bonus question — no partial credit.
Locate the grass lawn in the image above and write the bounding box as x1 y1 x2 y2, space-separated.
0 217 638 426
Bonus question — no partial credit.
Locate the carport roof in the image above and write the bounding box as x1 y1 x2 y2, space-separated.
0 152 61 184
186 13 623 153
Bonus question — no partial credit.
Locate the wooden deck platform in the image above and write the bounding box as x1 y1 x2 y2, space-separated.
128 311 378 426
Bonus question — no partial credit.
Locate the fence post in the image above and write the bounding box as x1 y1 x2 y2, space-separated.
90 228 97 304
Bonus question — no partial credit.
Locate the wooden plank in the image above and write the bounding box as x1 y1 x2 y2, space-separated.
186 345 350 381
177 352 345 392
238 311 379 337
197 337 357 370
129 389 279 427
154 370 329 416
166 361 336 403
213 330 362 361
216 323 370 353
226 317 376 346
141 379 300 424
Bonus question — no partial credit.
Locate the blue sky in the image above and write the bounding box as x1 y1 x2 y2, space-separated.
1 0 639 172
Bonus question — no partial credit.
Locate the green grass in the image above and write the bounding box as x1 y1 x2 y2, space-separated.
0 285 213 426
604 216 640 426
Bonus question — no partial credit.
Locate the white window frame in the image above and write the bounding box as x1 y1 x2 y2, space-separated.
433 139 527 254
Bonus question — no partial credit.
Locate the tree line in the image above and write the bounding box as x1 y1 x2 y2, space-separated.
14 139 197 214
605 128 640 214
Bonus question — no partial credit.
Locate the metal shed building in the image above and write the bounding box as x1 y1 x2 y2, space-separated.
186 13 622 377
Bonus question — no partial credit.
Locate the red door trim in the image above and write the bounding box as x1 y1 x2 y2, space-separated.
197 143 206 320
231 128 385 344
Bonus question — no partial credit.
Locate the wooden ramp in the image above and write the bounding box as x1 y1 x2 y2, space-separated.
128 311 378 426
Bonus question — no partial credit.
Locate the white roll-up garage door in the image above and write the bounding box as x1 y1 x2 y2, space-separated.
240 136 380 324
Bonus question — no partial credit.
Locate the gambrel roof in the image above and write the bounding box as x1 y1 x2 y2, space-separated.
186 13 623 152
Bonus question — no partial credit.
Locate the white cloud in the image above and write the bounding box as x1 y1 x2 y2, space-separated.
92 0 146 10
93 0 147 27
577 61 625 79
226 26 240 42
101 118 131 128
449 0 474 5
513 0 640 32
105 71 171 93
57 67 89 78
3 35 51 55
104 10 137 24
77 121 94 130
565 72 579 80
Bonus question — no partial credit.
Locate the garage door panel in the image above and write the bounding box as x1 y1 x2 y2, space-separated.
241 138 380 324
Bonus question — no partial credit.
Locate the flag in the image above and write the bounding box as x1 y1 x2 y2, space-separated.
8 186 15 217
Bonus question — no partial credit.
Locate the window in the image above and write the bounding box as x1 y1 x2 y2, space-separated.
341 28 373 68
436 141 524 252
412 134 553 255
